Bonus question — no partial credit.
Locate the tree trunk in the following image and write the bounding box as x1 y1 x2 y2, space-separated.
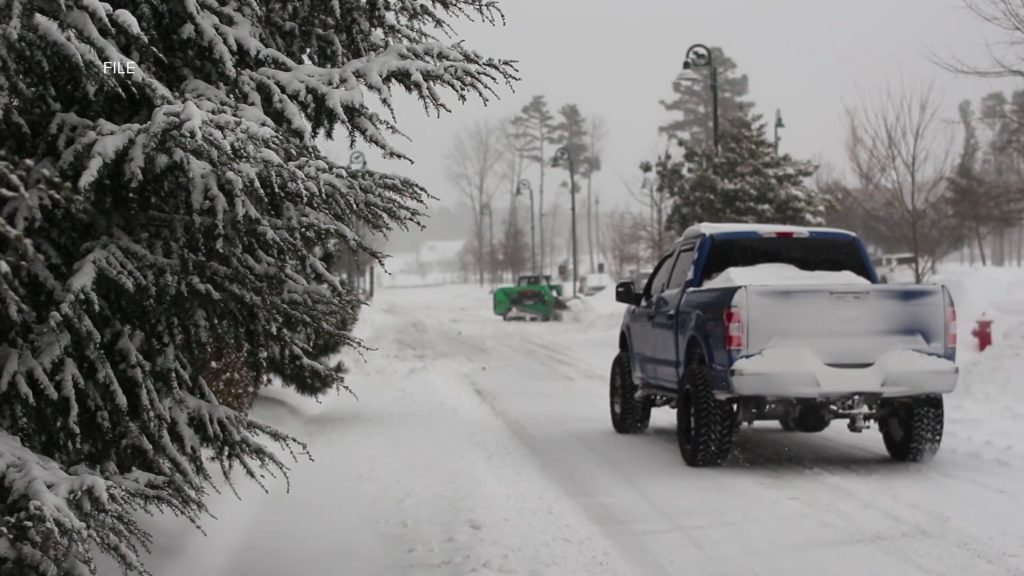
538 160 546 276
586 174 595 272
975 226 987 266
1011 222 1019 264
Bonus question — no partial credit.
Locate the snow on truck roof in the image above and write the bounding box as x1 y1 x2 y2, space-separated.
678 222 857 242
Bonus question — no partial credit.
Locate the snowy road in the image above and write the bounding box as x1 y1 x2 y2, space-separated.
390 286 1024 576
136 278 1024 576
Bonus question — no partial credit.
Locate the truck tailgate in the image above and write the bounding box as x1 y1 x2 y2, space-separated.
739 284 949 365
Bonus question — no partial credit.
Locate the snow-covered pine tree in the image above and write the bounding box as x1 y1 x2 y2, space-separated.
665 114 824 232
0 1 515 574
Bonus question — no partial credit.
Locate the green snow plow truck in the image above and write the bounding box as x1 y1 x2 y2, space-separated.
493 275 567 321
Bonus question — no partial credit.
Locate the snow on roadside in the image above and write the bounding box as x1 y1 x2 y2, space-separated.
130 284 633 576
935 265 1024 401
562 284 624 329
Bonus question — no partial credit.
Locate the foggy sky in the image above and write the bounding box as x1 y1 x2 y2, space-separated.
321 0 1018 217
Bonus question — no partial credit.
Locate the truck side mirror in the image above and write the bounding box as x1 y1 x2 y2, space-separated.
615 281 641 305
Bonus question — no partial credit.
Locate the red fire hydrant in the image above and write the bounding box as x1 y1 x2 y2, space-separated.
972 315 994 352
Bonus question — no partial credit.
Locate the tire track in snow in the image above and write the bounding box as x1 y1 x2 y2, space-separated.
510 328 1023 575
727 432 1022 576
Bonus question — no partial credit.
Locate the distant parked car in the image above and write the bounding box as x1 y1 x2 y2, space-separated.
872 253 917 284
579 273 613 296
621 269 653 291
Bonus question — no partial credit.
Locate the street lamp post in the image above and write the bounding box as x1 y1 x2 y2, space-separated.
774 109 785 155
348 150 370 297
518 179 536 273
682 43 719 154
555 147 578 298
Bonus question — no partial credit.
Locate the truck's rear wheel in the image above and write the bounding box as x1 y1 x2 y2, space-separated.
879 395 944 462
610 351 650 434
678 352 735 466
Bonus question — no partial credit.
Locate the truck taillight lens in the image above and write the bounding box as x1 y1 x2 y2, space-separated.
725 308 744 350
947 307 957 349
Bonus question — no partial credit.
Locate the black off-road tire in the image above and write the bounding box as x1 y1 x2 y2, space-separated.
879 395 944 462
609 351 651 434
677 352 736 466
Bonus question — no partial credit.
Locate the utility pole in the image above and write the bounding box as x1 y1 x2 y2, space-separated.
348 150 370 298
488 203 496 289
518 179 536 273
774 109 785 155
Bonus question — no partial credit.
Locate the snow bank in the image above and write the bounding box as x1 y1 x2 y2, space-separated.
562 279 626 329
703 263 871 288
131 283 633 576
934 264 1024 405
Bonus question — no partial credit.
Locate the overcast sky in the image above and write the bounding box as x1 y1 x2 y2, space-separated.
321 0 1019 215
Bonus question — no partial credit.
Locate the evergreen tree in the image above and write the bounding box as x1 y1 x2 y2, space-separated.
665 115 824 233
0 1 514 574
553 104 589 168
660 47 754 151
511 96 556 273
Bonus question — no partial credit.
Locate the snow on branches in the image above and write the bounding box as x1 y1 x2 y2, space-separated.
0 0 515 573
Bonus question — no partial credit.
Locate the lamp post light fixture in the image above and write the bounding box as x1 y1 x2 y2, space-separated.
774 109 785 155
554 146 579 298
682 43 719 154
518 179 537 274
348 150 367 170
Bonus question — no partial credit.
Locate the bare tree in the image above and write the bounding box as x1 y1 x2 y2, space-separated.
604 209 648 280
937 1 1024 80
498 119 530 279
846 82 957 281
621 157 673 258
447 121 503 285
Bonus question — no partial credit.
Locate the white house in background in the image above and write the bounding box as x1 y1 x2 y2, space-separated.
416 240 466 269
379 239 466 287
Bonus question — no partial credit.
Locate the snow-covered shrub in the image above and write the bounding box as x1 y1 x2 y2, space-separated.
0 1 514 573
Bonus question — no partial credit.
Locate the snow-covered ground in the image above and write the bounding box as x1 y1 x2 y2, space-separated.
126 265 1024 576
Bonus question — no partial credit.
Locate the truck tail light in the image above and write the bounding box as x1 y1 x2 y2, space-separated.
760 230 809 238
725 308 744 351
947 306 957 349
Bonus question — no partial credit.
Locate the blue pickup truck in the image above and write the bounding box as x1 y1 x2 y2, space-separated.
611 223 958 466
